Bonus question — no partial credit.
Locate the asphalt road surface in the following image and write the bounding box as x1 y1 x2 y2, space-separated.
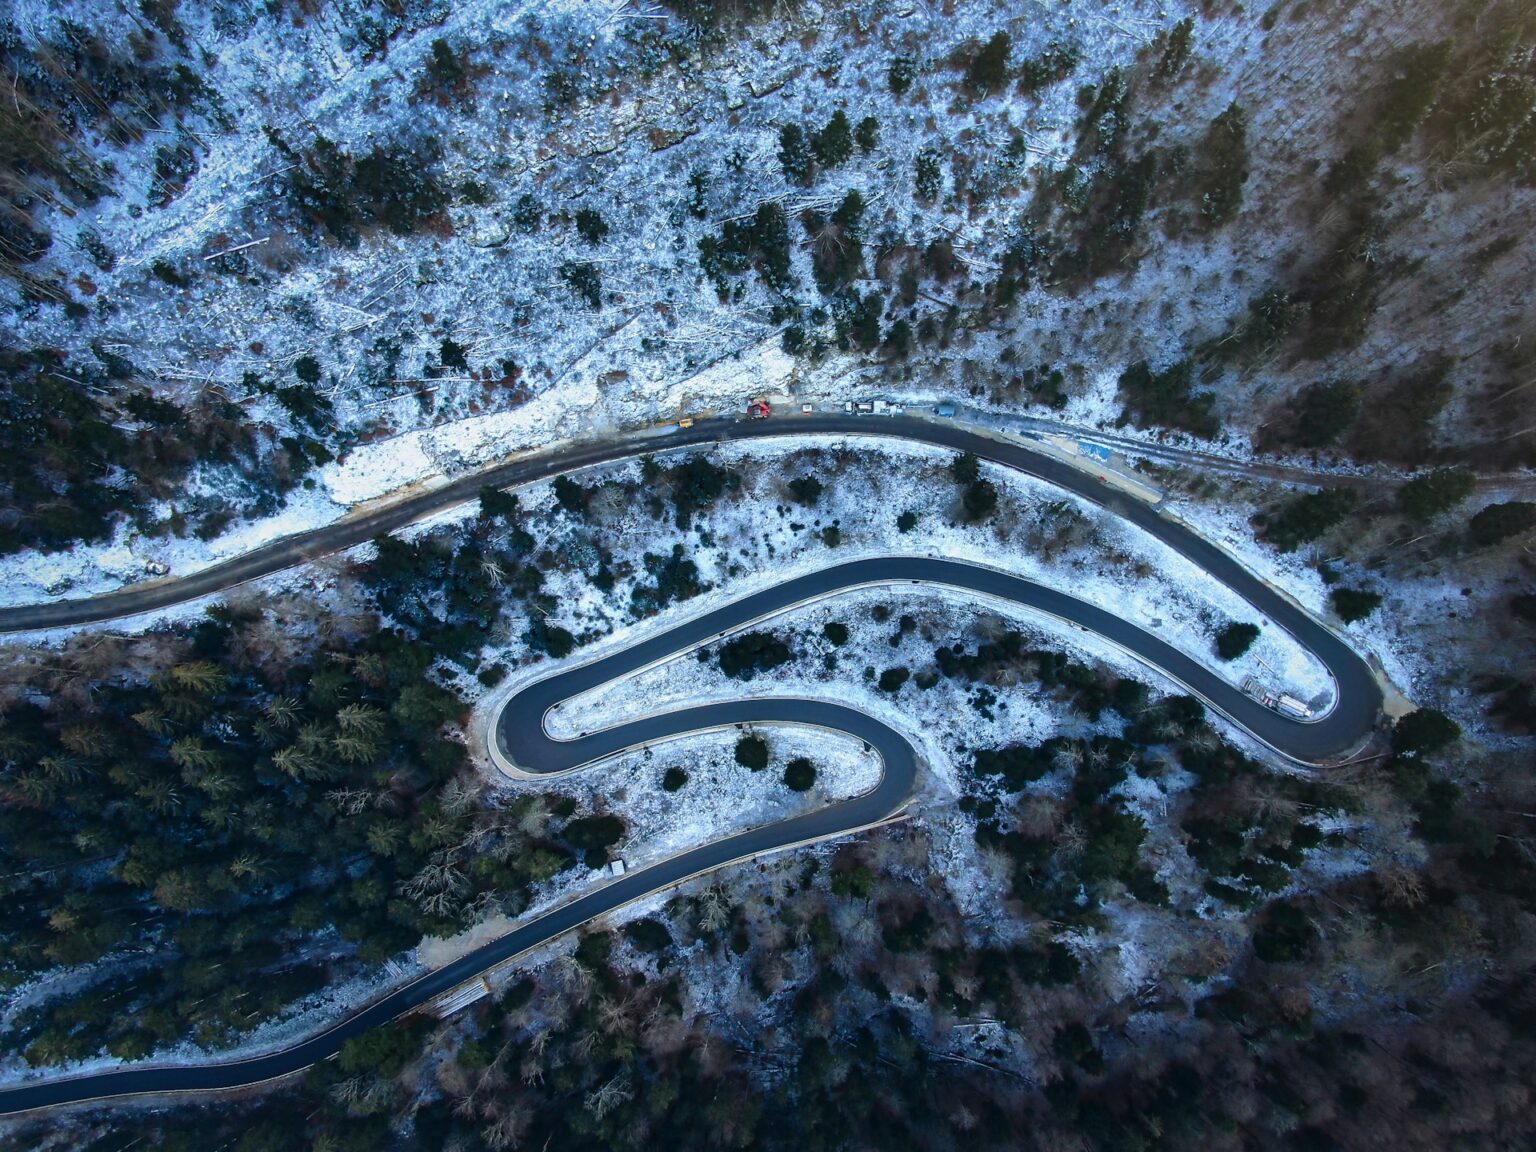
0 419 1384 1116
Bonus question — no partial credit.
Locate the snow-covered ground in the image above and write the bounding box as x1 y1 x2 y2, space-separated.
8 0 1511 604
530 435 1339 709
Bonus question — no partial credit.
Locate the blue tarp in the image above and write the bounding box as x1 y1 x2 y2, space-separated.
1077 441 1113 463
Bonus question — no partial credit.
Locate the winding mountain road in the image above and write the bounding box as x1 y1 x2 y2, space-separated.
0 411 1351 635
0 416 1385 1116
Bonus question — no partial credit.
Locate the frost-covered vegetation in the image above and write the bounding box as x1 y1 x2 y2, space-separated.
3 0 1536 1147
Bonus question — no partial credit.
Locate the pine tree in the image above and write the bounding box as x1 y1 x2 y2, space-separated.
812 110 854 168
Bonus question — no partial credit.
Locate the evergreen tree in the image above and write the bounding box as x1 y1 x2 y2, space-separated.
811 110 854 168
778 123 813 184
1397 468 1475 521
966 32 1012 94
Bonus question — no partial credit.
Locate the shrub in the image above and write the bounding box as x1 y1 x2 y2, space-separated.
574 208 609 244
1215 622 1260 661
1512 593 1536 626
822 621 849 646
701 204 784 295
662 767 688 792
513 193 542 231
623 917 672 954
962 479 998 523
855 115 879 153
564 814 625 852
1398 468 1475 521
1391 708 1461 758
878 667 911 693
1286 380 1361 447
717 631 792 680
735 734 769 771
811 110 854 168
1155 17 1195 81
896 510 918 533
1253 901 1318 963
431 342 469 378
915 149 944 201
784 757 816 791
778 123 813 184
524 618 576 659
888 56 916 96
788 475 823 505
1116 359 1218 438
1376 41 1452 153
1330 587 1383 623
558 261 602 309
1198 103 1249 226
338 1018 433 1078
951 452 981 484
1469 501 1536 548
1261 489 1357 552
966 32 1012 94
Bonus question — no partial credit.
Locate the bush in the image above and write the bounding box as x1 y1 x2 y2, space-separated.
1469 501 1536 548
735 734 769 771
951 452 981 484
282 132 449 245
513 193 543 232
855 115 879 153
623 918 673 954
1391 708 1461 758
788 475 823 505
1198 102 1249 226
1285 380 1361 447
1398 468 1475 521
784 758 816 791
1215 622 1260 660
523 618 576 659
897 510 918 533
878 667 911 693
811 110 854 168
888 55 916 96
717 631 792 680
662 767 688 792
1376 41 1452 153
915 149 944 201
1330 587 1383 623
574 208 609 244
337 1017 433 1078
1261 488 1356 552
966 32 1012 94
778 123 813 184
962 479 998 523
1116 359 1218 438
1253 901 1318 963
699 202 794 294
1155 17 1195 81
564 814 626 853
1512 593 1536 626
439 337 469 370
558 261 602 309
822 621 849 646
